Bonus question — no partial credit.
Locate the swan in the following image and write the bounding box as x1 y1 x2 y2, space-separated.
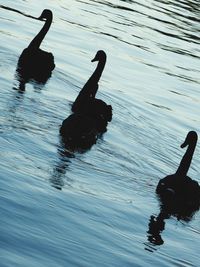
72 50 112 132
156 131 200 208
17 9 55 89
60 50 112 149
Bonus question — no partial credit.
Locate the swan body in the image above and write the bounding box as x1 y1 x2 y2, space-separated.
156 131 200 208
60 113 97 150
72 50 112 132
60 50 112 149
17 9 55 88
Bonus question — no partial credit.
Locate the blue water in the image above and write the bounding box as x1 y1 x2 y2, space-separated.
0 0 200 266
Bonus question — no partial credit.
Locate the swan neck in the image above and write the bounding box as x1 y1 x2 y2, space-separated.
28 16 52 49
87 56 106 86
71 56 106 113
176 140 196 177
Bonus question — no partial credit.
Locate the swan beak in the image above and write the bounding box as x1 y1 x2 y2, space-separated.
180 141 187 148
91 56 98 62
38 16 45 21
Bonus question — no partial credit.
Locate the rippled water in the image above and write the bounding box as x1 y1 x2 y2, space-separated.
0 0 200 266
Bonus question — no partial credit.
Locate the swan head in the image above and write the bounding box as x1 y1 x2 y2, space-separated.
180 131 198 148
91 50 106 62
38 9 53 21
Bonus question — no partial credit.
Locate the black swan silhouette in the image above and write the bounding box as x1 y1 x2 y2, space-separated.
60 50 112 150
156 131 200 211
148 133 200 246
16 9 55 89
72 50 112 132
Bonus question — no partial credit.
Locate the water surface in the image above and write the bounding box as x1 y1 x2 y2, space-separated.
0 0 200 266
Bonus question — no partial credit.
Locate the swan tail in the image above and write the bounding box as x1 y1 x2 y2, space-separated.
106 105 112 122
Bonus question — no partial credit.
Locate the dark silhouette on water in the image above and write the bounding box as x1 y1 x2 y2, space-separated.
60 50 112 150
72 50 112 132
156 131 200 208
16 9 55 90
147 199 199 246
50 144 75 190
147 212 166 246
148 131 200 246
50 139 92 190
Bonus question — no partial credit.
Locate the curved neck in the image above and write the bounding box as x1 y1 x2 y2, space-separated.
176 140 196 177
82 56 106 98
72 56 106 113
28 16 52 49
87 57 106 87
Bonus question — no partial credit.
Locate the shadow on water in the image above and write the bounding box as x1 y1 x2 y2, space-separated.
14 70 50 92
5 86 27 131
147 198 200 246
50 139 91 190
50 142 76 190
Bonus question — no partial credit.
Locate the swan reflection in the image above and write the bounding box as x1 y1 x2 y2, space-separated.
50 143 75 190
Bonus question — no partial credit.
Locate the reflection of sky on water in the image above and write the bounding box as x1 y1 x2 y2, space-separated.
0 0 200 266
